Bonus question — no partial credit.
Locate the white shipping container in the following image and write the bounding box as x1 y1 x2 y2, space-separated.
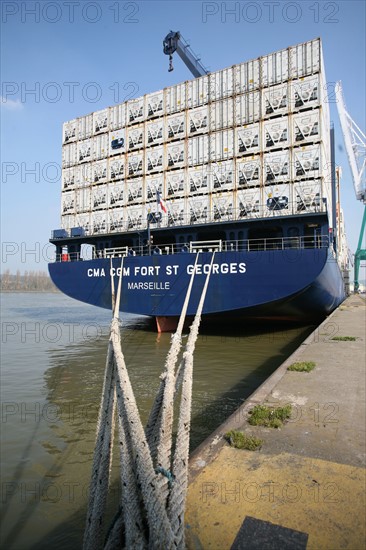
166 169 186 198
145 174 163 202
293 111 320 145
188 165 209 195
127 178 144 203
78 139 93 164
212 192 234 222
75 213 91 235
128 125 144 151
187 75 209 108
62 191 75 214
235 59 260 93
146 120 164 146
188 106 209 134
211 160 234 193
166 198 186 227
264 150 290 185
93 108 109 134
109 129 126 156
75 187 91 213
108 182 124 208
210 130 234 162
109 103 126 130
93 134 109 161
291 75 320 112
292 144 321 180
92 210 108 234
109 207 124 232
167 142 185 169
165 82 186 114
289 38 320 79
126 205 145 231
61 214 75 231
188 135 209 166
210 98 234 131
92 160 108 184
92 184 108 210
263 184 291 216
235 92 260 126
63 119 78 143
236 188 261 219
62 167 76 190
262 84 288 118
62 142 78 168
109 156 125 182
127 97 145 125
294 180 323 214
75 163 92 187
166 113 185 141
236 156 261 188
146 146 164 173
263 118 289 150
127 152 144 177
78 114 93 140
188 195 210 225
236 124 260 156
146 90 164 118
261 48 289 87
209 67 234 101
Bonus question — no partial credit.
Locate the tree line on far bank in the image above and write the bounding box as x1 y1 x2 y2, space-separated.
0 270 58 292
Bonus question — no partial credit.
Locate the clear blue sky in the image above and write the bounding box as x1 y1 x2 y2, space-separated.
1 0 365 279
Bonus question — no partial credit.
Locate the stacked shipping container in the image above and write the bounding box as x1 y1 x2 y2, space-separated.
60 38 332 235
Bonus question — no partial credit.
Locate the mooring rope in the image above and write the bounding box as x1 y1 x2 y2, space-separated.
145 254 200 472
83 253 215 550
167 252 215 547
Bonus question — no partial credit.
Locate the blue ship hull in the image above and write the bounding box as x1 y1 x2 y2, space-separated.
48 247 346 325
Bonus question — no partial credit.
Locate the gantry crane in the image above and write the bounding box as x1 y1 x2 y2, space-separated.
335 82 366 292
163 31 209 77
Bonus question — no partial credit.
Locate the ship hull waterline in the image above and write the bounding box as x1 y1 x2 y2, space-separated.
49 247 346 331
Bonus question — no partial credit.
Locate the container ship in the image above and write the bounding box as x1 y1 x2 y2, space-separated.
49 37 348 331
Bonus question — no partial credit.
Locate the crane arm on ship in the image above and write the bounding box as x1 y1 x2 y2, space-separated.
335 81 366 292
163 31 209 77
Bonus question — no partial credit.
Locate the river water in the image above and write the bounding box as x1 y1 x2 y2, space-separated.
0 292 313 549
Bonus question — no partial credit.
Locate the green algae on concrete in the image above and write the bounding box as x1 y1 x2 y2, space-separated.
225 430 263 451
248 404 292 428
287 361 316 372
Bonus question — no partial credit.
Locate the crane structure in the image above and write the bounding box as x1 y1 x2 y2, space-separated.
163 31 209 78
335 82 366 292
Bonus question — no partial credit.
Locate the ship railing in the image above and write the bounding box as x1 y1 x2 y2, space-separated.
55 235 330 262
92 236 329 259
56 252 82 262
223 235 330 252
189 240 223 253
94 246 130 259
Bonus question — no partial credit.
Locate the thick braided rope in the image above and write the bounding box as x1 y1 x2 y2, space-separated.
146 254 200 472
83 258 124 550
115 379 147 549
111 321 176 549
85 252 213 549
168 253 215 548
83 339 117 550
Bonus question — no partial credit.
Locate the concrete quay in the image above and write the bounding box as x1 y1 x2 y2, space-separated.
186 295 366 550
